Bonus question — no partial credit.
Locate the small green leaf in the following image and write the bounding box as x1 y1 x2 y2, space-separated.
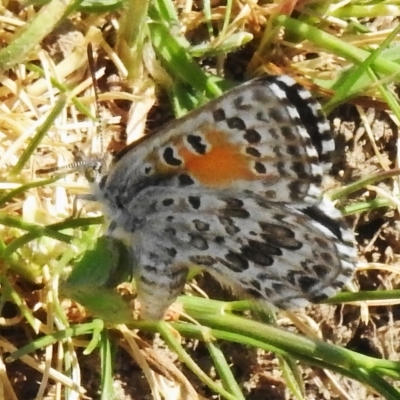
62 236 135 323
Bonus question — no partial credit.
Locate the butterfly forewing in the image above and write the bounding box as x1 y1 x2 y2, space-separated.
104 76 333 205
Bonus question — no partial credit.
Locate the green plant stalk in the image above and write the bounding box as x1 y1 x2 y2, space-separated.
172 322 370 381
355 368 400 400
331 4 400 19
27 63 96 119
0 0 84 73
275 16 400 77
133 296 400 381
202 0 214 39
148 5 222 98
189 32 253 58
153 0 180 23
169 320 400 398
207 341 245 399
84 320 104 355
62 338 80 400
77 0 125 12
3 232 68 264
1 216 103 262
99 331 116 400
279 355 305 400
367 66 400 124
329 168 400 201
0 214 73 249
221 0 233 36
325 23 400 112
10 96 67 176
7 320 105 362
51 216 104 230
175 301 400 375
342 198 395 215
0 177 60 208
186 314 357 368
0 244 44 282
169 79 205 117
117 0 150 82
330 289 400 306
158 322 238 400
0 275 37 329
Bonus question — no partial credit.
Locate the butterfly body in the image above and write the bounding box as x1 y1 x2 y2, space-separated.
92 75 356 320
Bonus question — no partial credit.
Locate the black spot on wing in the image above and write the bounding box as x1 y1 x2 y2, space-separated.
227 117 246 130
214 236 225 244
288 180 307 201
291 161 308 179
311 293 330 303
162 198 174 207
220 197 250 219
226 251 249 270
221 208 250 219
218 217 240 235
187 134 207 155
188 196 201 209
190 255 216 266
313 264 330 278
233 95 252 111
166 247 177 257
298 276 318 292
287 144 300 156
213 108 226 121
246 288 263 299
264 287 273 298
254 162 267 174
164 227 177 236
241 239 276 266
280 126 296 140
163 147 182 166
250 279 261 290
272 282 286 295
218 251 249 272
269 128 280 140
193 219 210 232
178 174 195 186
246 147 261 157
244 129 261 144
143 264 157 273
189 234 209 250
259 222 303 250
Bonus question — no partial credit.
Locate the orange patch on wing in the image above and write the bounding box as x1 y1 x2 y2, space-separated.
177 128 254 188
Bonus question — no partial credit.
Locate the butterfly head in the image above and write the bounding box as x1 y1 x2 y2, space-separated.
80 152 113 185
37 150 113 189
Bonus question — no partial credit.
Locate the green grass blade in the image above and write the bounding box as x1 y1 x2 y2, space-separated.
207 341 245 400
10 96 67 176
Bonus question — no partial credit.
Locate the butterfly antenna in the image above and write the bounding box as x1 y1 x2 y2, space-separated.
36 158 99 175
37 45 108 178
87 43 104 155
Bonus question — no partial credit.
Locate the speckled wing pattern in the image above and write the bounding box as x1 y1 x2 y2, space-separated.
94 75 357 320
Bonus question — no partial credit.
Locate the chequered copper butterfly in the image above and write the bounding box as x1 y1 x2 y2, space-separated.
84 75 357 320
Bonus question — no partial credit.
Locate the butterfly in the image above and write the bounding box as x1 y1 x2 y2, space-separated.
83 74 356 320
